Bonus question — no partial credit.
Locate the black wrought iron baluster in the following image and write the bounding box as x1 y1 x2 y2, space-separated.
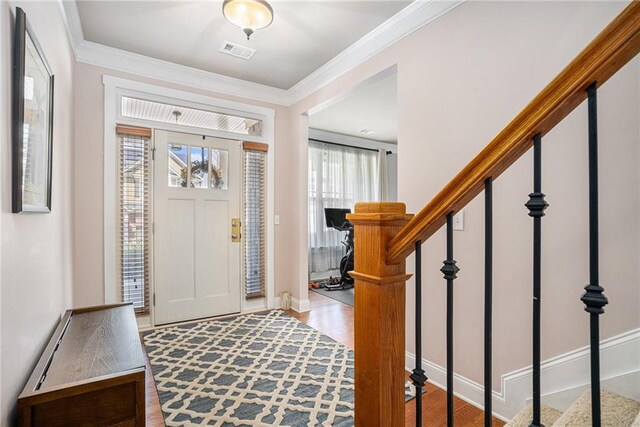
411 240 427 427
581 82 608 427
525 134 548 427
484 178 493 427
441 213 459 427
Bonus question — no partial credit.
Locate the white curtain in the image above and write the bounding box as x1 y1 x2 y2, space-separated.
377 148 389 201
308 141 378 275
386 153 398 201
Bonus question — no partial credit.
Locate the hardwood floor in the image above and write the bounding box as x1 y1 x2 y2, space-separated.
288 290 355 348
289 292 505 427
144 352 165 427
143 291 504 426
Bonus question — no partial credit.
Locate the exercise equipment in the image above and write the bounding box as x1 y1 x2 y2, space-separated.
323 208 355 291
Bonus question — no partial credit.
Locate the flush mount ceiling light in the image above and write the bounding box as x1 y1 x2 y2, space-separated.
222 0 274 40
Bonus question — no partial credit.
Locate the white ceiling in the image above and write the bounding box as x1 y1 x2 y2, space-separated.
309 72 397 143
75 1 411 90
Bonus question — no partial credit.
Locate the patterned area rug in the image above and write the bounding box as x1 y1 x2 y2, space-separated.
144 311 354 426
144 310 421 426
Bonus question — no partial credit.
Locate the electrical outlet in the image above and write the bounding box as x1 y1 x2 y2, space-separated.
453 211 464 231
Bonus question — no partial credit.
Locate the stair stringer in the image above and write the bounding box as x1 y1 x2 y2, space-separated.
405 328 639 421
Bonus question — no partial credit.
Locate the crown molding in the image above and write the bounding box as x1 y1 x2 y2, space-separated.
59 0 83 57
59 0 463 106
75 40 292 105
60 0 291 104
286 0 463 103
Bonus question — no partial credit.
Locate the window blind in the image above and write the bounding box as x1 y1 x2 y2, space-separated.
243 142 268 299
118 126 151 314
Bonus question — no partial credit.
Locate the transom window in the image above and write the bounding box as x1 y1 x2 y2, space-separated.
121 96 262 136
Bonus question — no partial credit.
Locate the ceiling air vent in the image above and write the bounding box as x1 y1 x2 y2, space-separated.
219 41 256 60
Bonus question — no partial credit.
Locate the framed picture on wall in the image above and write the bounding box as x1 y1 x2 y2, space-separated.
12 7 54 213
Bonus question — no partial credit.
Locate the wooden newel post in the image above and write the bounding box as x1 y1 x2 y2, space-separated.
347 202 413 427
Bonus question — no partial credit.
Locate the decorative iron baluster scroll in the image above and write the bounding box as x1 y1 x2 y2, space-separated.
581 82 608 427
525 134 549 427
441 213 459 427
411 240 427 427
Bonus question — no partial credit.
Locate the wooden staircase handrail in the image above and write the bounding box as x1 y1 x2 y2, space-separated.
386 0 640 265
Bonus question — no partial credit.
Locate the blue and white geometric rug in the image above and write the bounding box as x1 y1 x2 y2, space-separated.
143 310 421 426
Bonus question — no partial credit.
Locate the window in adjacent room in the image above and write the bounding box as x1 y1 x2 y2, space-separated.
307 141 379 274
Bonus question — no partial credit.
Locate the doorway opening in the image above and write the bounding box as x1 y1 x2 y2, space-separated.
306 70 399 307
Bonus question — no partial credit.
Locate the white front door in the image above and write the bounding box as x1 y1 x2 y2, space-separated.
154 130 241 324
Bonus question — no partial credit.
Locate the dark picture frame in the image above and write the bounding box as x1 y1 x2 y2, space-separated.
12 7 54 213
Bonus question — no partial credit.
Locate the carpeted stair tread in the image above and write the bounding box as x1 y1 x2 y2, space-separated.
632 410 640 427
553 389 640 427
505 403 562 427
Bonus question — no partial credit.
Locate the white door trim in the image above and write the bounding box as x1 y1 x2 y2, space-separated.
103 75 276 328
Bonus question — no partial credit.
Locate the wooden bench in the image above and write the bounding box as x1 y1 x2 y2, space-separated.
17 304 146 426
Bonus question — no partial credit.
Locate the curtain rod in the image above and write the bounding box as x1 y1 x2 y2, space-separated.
309 138 393 155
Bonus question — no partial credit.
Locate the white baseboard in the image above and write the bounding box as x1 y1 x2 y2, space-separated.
242 297 267 312
274 296 311 313
405 352 510 422
294 297 311 313
528 329 640 411
534 370 640 412
406 328 640 421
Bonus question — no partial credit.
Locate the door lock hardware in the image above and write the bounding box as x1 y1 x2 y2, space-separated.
231 218 241 242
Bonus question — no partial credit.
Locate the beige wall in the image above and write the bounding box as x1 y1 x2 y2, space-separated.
286 1 639 388
0 0 635 423
68 0 639 402
398 1 639 388
73 63 294 306
0 1 75 423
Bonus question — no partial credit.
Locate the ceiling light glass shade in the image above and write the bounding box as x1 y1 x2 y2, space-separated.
222 0 274 40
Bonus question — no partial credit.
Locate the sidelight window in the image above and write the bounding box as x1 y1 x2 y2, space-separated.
243 142 268 299
118 125 152 314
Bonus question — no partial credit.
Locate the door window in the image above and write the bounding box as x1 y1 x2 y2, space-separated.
210 149 229 190
190 146 209 188
167 142 229 190
168 144 187 187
